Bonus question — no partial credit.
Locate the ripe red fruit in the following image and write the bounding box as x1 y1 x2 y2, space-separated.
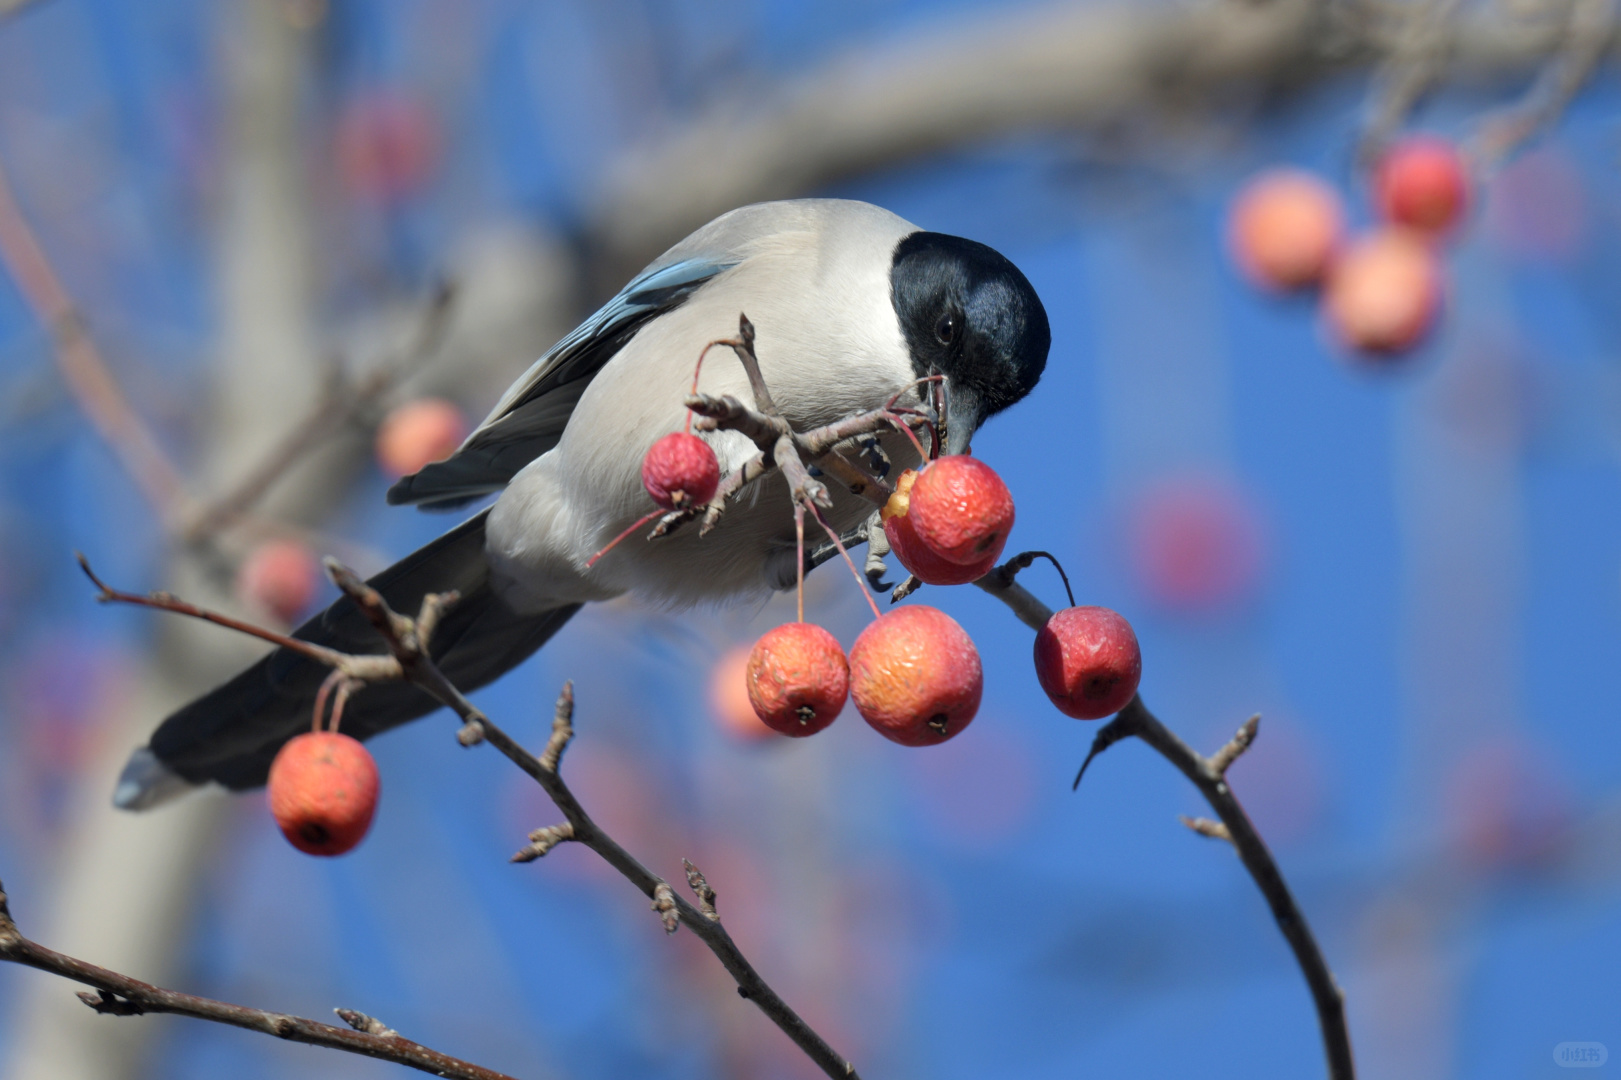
1375 136 1469 235
1323 229 1442 354
376 398 468 478
744 623 849 737
710 645 779 741
1228 169 1345 290
882 470 998 585
236 540 319 624
1034 606 1142 720
906 456 1015 566
642 432 720 511
267 732 380 856
849 606 982 746
335 91 439 204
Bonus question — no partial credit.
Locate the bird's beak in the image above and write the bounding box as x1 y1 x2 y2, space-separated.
942 381 984 456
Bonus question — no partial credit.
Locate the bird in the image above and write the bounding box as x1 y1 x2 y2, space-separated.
114 198 1051 809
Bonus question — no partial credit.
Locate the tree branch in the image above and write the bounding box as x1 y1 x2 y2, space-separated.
0 881 516 1080
976 559 1354 1080
586 0 1617 281
0 152 194 529
80 563 864 1080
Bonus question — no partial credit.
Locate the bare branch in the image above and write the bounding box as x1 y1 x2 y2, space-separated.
1472 0 1618 163
75 563 865 1080
1068 697 1353 1080
0 879 516 1080
0 154 193 528
183 282 458 542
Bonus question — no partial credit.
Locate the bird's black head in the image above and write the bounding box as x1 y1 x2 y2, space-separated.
890 231 1050 455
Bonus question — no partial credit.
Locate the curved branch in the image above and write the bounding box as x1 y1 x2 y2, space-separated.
0 883 515 1080
976 558 1354 1080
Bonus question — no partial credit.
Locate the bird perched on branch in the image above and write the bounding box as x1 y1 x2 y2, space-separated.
115 199 1050 808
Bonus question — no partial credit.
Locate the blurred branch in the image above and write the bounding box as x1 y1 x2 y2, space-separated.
81 561 865 1080
182 281 458 543
0 0 48 16
0 153 195 530
1471 0 1618 164
976 566 1353 1080
1359 0 1462 162
0 881 517 1080
588 0 1619 281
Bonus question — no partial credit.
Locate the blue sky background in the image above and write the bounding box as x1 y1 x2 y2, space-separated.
0 2 1618 1078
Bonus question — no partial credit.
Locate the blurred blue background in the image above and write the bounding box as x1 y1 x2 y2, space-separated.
0 2 1618 1078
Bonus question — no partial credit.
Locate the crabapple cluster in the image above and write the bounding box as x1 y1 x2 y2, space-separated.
266 374 1147 857
1229 134 1470 358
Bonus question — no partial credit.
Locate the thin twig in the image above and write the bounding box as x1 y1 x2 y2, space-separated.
1471 0 1617 165
0 880 515 1080
1071 699 1354 1080
0 154 193 528
184 282 458 542
975 555 1353 1080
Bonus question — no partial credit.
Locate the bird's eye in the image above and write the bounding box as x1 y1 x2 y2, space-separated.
935 313 957 344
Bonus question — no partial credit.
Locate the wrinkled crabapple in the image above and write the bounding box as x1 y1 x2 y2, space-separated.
642 432 721 511
745 623 850 736
1033 605 1142 720
849 605 982 746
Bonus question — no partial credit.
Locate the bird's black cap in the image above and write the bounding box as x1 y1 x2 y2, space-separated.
890 231 1050 454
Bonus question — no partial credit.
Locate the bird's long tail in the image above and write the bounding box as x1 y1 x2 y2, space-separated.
114 510 580 809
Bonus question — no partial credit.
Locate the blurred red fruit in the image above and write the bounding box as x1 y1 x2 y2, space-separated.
641 432 720 511
1228 169 1345 290
904 456 1015 566
1323 229 1442 354
745 623 849 736
334 91 439 204
1033 606 1141 720
882 471 998 585
709 645 779 741
849 606 981 746
267 732 380 856
376 398 468 478
1445 736 1573 871
1126 476 1267 613
1375 136 1470 235
237 540 320 624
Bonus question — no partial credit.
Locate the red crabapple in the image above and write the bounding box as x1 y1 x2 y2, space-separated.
641 432 720 511
905 456 1015 566
882 470 998 585
1375 136 1469 235
849 606 982 746
1228 169 1345 290
334 91 439 204
745 623 850 736
236 540 320 624
375 398 468 478
1323 229 1442 354
267 732 380 856
710 645 780 741
1033 606 1142 720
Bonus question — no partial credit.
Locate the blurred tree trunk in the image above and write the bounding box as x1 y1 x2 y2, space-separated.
4 3 340 1076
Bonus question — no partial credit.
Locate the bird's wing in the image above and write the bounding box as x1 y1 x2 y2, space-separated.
387 255 737 508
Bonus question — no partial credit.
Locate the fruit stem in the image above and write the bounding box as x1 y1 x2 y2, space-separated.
806 501 882 621
585 509 663 569
795 502 805 624
883 412 930 464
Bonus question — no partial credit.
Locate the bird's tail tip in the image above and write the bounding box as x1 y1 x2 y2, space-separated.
112 746 196 811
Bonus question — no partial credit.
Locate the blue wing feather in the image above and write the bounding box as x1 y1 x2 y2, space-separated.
388 255 735 508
